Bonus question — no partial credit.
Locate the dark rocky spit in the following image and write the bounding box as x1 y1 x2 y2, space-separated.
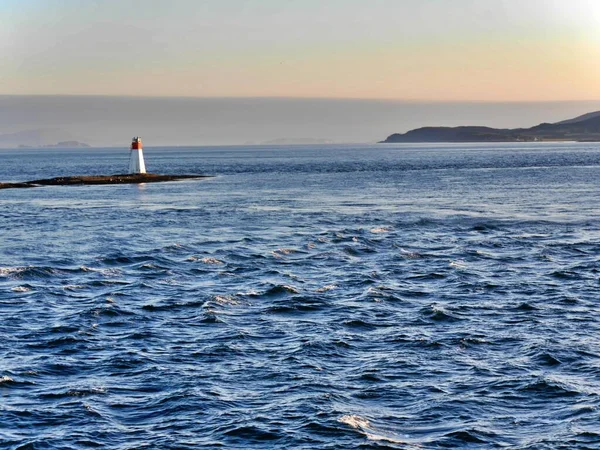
0 173 211 190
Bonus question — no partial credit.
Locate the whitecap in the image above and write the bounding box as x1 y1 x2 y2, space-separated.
0 267 26 277
279 285 300 294
201 257 224 265
63 285 85 291
236 290 260 297
400 249 421 259
100 268 121 277
213 295 240 305
80 265 120 276
338 415 421 447
11 286 31 292
449 260 467 269
339 414 370 430
272 248 297 258
370 227 392 233
66 386 107 396
316 284 337 292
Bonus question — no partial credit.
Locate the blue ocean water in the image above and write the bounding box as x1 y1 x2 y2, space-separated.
1 143 600 449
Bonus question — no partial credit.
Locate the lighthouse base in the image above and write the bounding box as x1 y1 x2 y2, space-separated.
129 149 147 174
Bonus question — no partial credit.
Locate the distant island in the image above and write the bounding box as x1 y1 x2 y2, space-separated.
0 128 90 148
380 111 600 143
18 141 90 148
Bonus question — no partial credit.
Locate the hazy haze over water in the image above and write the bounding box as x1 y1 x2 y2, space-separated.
1 96 600 146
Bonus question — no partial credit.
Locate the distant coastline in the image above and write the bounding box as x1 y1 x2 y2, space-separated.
0 128 91 148
380 111 600 143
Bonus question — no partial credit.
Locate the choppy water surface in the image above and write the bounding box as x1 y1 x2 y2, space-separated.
2 143 600 449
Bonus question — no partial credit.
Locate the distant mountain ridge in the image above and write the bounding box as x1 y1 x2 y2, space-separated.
554 111 600 126
381 111 600 143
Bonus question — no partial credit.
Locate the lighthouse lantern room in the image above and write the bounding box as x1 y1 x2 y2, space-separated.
129 137 147 174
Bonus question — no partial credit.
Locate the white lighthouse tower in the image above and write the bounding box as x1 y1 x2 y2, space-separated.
129 137 147 174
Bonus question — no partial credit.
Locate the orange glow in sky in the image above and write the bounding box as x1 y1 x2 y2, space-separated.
3 0 599 101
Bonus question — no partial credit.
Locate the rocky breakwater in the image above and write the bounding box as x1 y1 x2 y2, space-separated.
0 173 212 190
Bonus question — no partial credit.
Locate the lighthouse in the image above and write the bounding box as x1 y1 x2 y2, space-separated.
129 137 146 174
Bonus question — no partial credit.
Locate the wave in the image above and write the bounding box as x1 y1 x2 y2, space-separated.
370 227 392 233
420 305 462 322
519 377 581 397
0 266 27 277
338 415 421 447
10 285 32 292
0 375 15 385
39 386 107 399
315 284 337 292
223 425 283 441
260 284 301 296
0 266 61 279
200 257 225 265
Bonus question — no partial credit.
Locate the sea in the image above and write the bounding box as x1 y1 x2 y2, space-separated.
1 143 600 449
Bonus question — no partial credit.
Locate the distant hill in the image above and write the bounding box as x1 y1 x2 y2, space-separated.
381 111 600 143
554 111 600 126
0 128 90 148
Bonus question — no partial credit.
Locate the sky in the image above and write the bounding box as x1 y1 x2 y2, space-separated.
3 0 600 101
1 1 600 145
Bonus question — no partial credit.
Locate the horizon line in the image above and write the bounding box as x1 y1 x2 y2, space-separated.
1 94 600 105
